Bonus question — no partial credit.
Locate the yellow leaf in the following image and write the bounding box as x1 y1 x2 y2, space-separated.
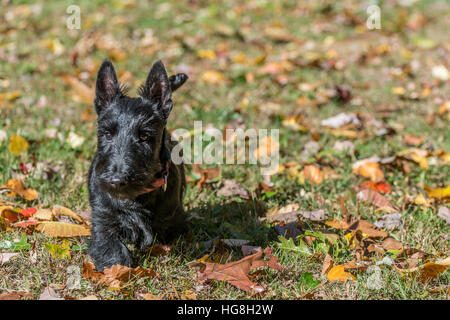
8 135 29 156
0 91 20 102
197 50 216 59
392 87 405 95
327 265 356 282
34 209 53 221
414 194 431 207
45 240 71 259
52 206 85 223
200 70 228 84
0 178 38 201
36 222 91 237
425 186 450 200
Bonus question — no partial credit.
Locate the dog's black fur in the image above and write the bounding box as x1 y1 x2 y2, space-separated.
88 60 188 271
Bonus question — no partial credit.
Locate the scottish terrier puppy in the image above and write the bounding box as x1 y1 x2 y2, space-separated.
88 60 188 271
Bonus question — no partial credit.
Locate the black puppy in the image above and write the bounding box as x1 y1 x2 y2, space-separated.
88 60 188 271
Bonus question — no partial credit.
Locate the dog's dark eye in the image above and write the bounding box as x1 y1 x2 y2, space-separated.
139 133 149 142
104 131 113 140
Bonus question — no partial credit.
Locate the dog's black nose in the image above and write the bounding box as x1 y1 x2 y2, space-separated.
109 177 127 189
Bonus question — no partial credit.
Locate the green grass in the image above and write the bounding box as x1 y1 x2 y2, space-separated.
0 0 449 300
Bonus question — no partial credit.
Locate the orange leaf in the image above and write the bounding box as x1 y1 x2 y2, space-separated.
0 179 38 201
303 165 323 185
352 160 384 182
327 265 356 282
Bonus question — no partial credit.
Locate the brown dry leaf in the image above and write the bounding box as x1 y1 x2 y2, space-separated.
303 165 323 185
321 254 334 276
60 74 95 105
357 189 394 210
327 265 356 282
324 219 350 230
147 244 172 257
261 209 328 223
8 135 29 156
403 134 424 146
382 238 403 251
79 295 98 300
0 291 33 300
348 220 388 238
419 256 450 283
138 293 161 300
82 261 104 282
0 178 38 201
195 248 282 293
82 261 159 289
325 219 387 238
215 179 250 199
352 160 384 182
52 206 85 223
36 222 91 237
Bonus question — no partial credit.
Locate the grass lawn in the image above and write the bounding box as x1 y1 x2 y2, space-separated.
0 0 449 300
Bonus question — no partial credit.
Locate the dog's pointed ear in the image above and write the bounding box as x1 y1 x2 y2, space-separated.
95 60 120 114
169 73 188 92
140 60 172 118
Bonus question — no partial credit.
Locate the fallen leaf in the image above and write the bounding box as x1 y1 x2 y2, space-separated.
195 248 282 293
382 238 403 251
0 291 33 300
0 252 19 265
358 181 391 194
261 209 328 223
0 179 38 201
321 254 334 276
200 70 228 84
82 262 159 289
327 265 356 282
419 256 450 283
33 208 53 221
425 185 450 200
303 165 323 185
138 293 161 300
403 134 424 146
215 179 250 199
45 240 71 259
52 206 85 223
36 222 91 237
8 135 28 156
39 286 63 300
353 160 384 182
60 74 95 105
357 189 394 210
374 213 402 230
147 244 172 257
437 206 450 225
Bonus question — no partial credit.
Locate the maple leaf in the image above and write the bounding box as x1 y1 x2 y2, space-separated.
195 248 282 293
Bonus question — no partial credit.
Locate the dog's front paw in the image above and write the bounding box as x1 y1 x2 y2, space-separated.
89 234 134 271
